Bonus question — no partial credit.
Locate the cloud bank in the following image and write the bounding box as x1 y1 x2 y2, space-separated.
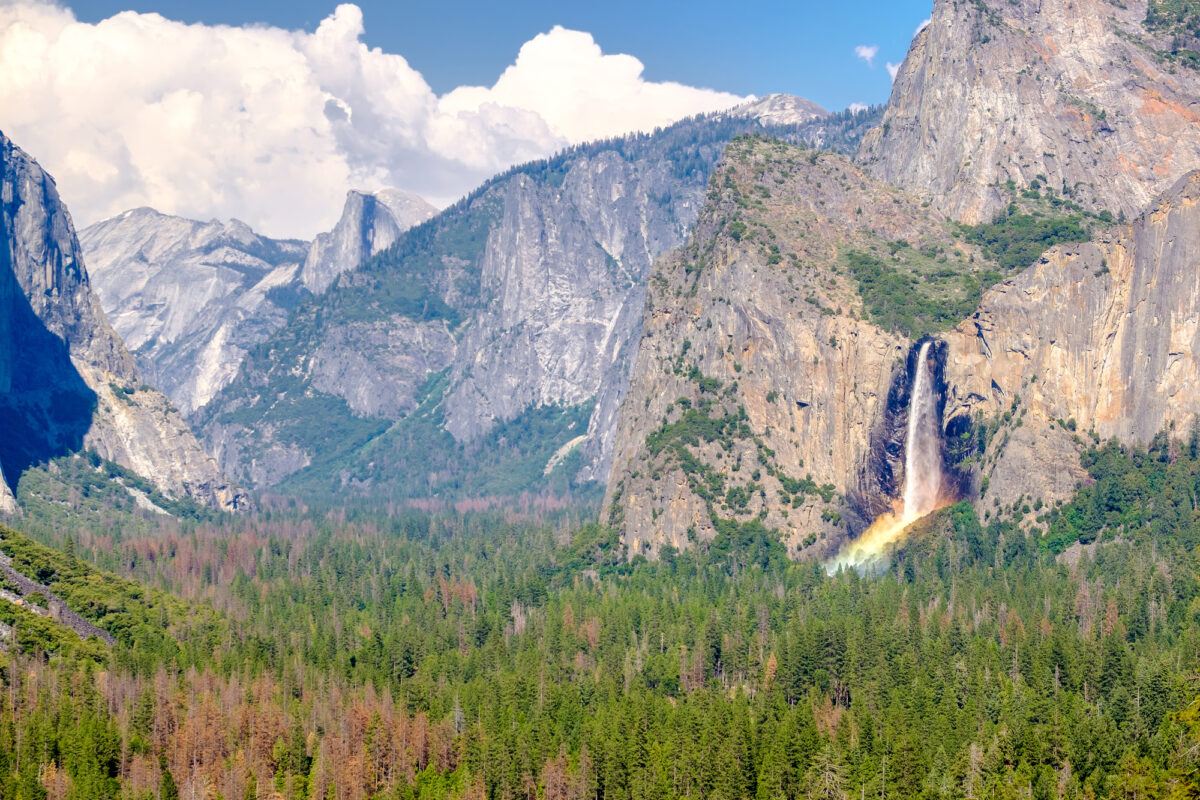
0 2 746 238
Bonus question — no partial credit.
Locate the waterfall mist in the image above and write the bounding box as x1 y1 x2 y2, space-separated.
829 340 949 571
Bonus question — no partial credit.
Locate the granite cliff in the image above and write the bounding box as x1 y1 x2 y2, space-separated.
80 209 308 415
859 0 1200 224
603 138 992 558
604 0 1200 557
848 0 1200 534
942 170 1200 525
300 188 436 294
0 131 242 512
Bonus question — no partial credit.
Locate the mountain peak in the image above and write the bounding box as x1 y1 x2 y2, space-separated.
373 188 438 224
80 207 309 413
728 94 828 126
300 188 435 294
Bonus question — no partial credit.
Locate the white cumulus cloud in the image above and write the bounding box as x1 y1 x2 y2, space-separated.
847 102 868 114
886 62 901 81
854 44 879 66
0 2 746 238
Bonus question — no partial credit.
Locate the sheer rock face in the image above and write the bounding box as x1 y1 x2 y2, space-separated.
603 0 1200 552
942 171 1200 509
442 150 702 463
201 147 707 491
603 141 990 558
311 316 457 419
300 189 436 294
0 131 243 511
859 0 1200 224
81 209 308 415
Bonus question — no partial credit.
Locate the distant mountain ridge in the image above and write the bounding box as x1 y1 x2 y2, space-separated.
81 188 436 416
727 93 828 126
194 99 880 498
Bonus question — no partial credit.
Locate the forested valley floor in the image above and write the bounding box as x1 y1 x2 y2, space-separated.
0 436 1198 800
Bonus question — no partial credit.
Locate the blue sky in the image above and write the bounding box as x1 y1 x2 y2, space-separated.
68 0 932 110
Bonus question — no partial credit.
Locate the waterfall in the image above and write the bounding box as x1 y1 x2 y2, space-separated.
828 340 947 571
899 341 942 524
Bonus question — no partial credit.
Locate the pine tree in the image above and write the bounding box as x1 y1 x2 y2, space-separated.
159 755 179 800
806 745 847 800
1107 751 1160 800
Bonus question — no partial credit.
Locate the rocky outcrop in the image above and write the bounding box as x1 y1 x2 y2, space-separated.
300 189 436 294
81 209 308 414
311 316 456 418
859 0 1200 224
942 170 1200 513
0 130 242 511
0 478 14 514
603 139 989 558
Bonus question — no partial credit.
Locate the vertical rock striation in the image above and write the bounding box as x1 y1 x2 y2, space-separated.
300 189 436 294
859 0 1200 223
942 170 1200 513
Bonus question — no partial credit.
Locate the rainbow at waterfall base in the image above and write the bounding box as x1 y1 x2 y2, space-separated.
828 340 950 571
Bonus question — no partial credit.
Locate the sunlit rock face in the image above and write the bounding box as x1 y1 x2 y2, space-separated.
197 103 877 496
603 140 984 560
81 208 308 415
859 0 1200 224
609 0 1200 559
839 176 1200 553
835 0 1200 540
942 170 1200 514
0 130 243 511
300 189 436 294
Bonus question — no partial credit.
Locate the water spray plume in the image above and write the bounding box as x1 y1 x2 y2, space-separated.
828 340 948 572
